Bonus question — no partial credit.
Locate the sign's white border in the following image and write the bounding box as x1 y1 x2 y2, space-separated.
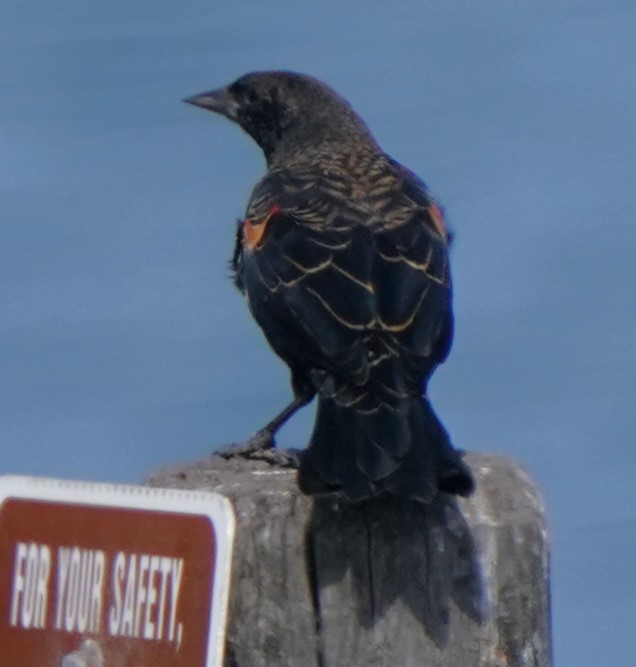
0 475 235 667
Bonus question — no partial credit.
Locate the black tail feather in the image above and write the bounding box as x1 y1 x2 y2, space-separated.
298 394 474 503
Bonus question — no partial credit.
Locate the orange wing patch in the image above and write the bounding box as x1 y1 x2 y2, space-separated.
242 205 281 250
428 203 449 241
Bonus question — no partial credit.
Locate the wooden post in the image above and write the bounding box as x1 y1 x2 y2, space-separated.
147 452 551 667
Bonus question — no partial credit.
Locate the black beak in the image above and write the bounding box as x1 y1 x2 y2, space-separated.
183 87 239 121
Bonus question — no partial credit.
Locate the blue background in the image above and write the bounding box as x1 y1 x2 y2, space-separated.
2 1 634 663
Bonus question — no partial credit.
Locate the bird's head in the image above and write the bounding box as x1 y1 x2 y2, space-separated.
184 71 376 163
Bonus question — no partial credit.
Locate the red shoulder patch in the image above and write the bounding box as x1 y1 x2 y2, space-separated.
428 203 448 241
242 205 281 250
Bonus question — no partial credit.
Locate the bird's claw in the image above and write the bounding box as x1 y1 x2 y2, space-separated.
215 428 275 458
249 446 301 468
215 430 301 468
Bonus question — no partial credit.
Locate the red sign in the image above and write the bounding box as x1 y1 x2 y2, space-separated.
0 476 235 666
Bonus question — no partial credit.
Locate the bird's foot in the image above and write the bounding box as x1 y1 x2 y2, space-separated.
216 428 275 458
215 429 301 468
249 446 301 468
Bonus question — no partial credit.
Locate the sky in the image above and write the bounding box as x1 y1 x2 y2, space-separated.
2 1 635 664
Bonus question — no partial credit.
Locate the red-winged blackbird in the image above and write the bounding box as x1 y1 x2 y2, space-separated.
185 71 474 502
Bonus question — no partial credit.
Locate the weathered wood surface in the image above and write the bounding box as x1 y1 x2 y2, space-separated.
147 452 551 667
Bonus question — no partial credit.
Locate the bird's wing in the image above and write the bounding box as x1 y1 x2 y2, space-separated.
241 207 376 387
239 172 453 392
374 207 454 363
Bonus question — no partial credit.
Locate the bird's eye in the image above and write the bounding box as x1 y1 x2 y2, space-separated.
229 81 250 101
232 82 258 105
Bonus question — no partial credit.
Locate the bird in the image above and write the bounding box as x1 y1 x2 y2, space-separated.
185 71 474 503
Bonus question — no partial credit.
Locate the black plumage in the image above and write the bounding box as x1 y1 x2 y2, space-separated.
185 71 474 502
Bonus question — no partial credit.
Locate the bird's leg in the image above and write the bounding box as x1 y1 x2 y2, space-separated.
215 389 314 466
